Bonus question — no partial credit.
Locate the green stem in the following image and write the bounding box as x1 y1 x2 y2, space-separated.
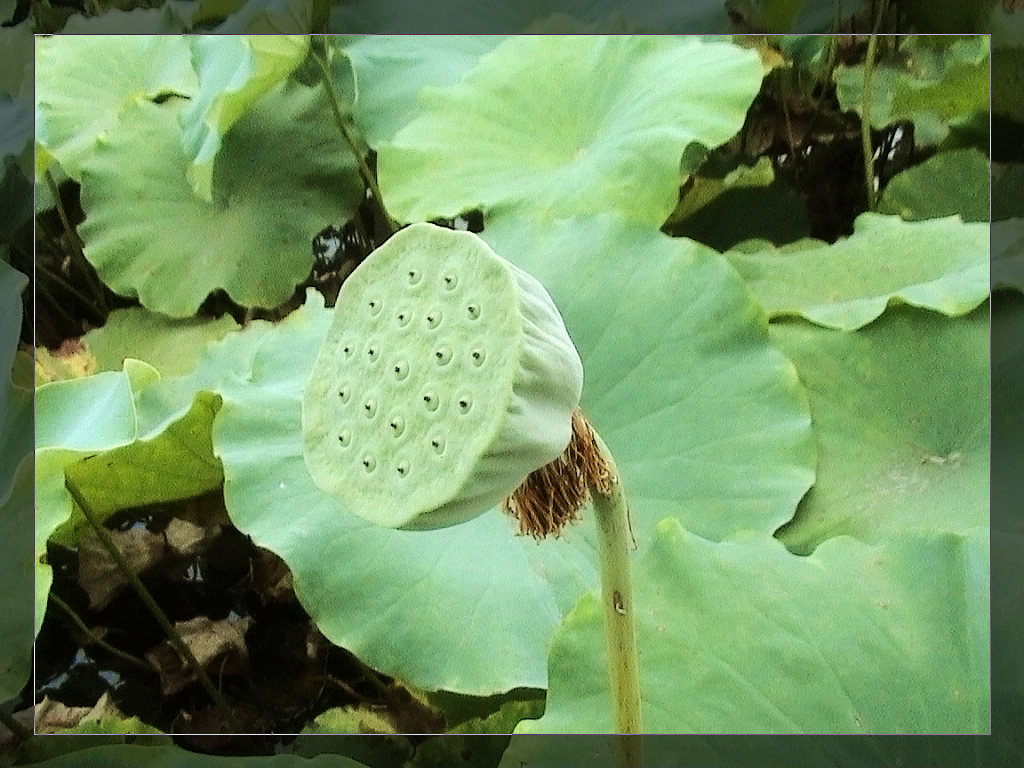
589 430 644 768
64 477 243 731
860 0 888 211
49 591 154 673
311 44 398 236
44 170 84 252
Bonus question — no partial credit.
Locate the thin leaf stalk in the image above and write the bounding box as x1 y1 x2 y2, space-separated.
64 476 243 731
311 44 397 236
860 0 888 210
49 591 153 673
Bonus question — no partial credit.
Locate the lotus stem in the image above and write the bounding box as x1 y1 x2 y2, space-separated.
64 475 243 731
310 41 398 236
49 591 153 673
589 429 644 767
860 0 888 211
505 409 644 767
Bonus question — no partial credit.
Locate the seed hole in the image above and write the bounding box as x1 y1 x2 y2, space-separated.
456 394 473 414
362 455 377 472
337 430 351 447
434 347 452 366
426 311 442 329
368 300 382 316
470 349 485 367
408 269 421 285
443 274 458 290
363 399 377 418
393 361 409 381
389 416 405 436
430 436 446 455
396 461 410 477
467 303 480 320
422 392 439 412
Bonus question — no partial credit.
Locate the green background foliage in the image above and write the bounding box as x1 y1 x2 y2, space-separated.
1 6 1016 767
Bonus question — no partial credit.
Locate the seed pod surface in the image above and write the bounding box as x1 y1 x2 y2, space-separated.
302 222 583 529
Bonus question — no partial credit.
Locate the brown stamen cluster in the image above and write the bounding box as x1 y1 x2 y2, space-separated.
503 407 612 538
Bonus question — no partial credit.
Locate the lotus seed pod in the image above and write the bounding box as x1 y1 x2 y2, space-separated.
302 222 584 530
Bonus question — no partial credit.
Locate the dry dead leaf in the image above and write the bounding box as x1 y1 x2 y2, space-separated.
145 615 252 696
34 691 125 733
249 547 294 605
78 527 165 609
77 518 210 609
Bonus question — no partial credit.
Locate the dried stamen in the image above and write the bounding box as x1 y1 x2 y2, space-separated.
503 407 611 538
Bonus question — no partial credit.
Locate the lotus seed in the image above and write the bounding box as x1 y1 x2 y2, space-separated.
443 274 458 290
343 344 354 358
364 399 377 417
422 392 439 411
426 312 442 329
396 461 410 477
470 349 485 366
338 430 351 447
338 387 350 403
430 436 446 454
435 347 452 366
390 416 405 436
367 346 379 362
368 300 382 316
456 395 473 414
397 311 411 327
393 361 409 380
362 455 376 472
408 269 421 285
467 303 480 320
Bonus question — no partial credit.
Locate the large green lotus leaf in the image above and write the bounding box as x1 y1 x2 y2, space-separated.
63 390 223 525
205 293 565 693
0 259 30 507
834 36 990 147
58 5 192 33
34 366 144 635
991 291 1024 760
0 22 33 99
83 307 239 377
181 35 309 202
35 36 197 179
152 210 812 695
0 260 31 697
772 304 989 554
0 92 32 165
19 714 170 763
666 156 811 250
483 213 816 543
725 0 869 32
0 455 32 701
377 36 764 226
992 218 1024 292
210 0 317 33
341 35 504 147
21 744 369 768
876 147 990 222
725 213 989 331
503 518 988 742
328 0 737 33
77 79 362 316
